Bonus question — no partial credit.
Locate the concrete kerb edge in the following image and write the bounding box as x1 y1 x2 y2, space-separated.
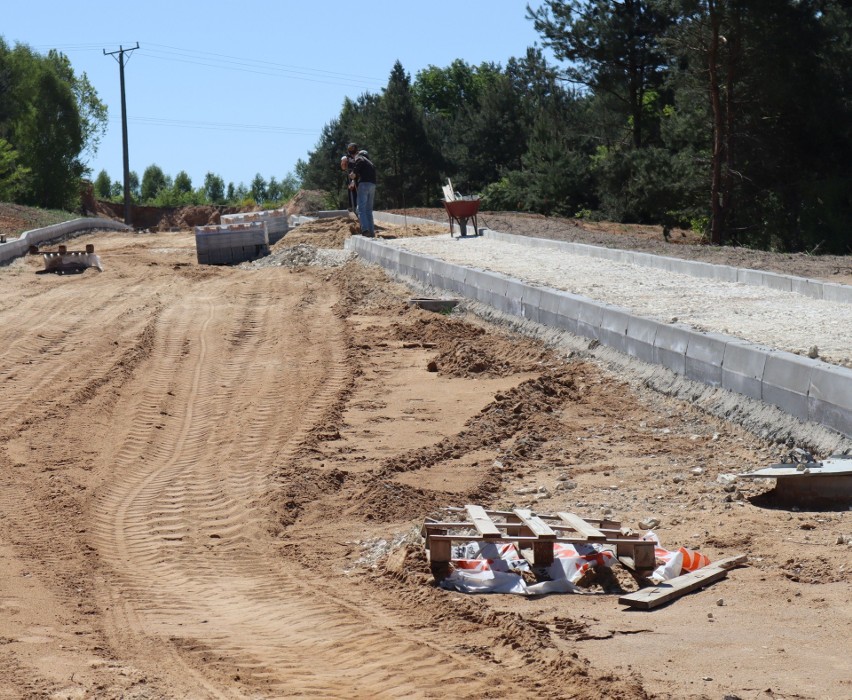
481 227 849 304
807 364 852 436
761 352 821 423
0 217 132 266
349 236 851 438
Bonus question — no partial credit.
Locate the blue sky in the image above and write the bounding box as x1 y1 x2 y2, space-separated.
4 2 549 190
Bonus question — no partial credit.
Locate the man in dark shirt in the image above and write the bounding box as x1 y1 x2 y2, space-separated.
340 143 358 212
350 150 377 237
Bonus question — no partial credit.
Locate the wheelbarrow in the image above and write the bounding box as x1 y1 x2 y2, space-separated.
441 198 481 238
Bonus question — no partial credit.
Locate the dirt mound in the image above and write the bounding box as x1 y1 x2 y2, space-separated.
0 203 76 238
273 218 448 251
274 217 355 250
93 200 248 231
393 315 550 378
286 189 331 216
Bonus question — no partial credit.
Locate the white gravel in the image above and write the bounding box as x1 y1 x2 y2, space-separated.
388 234 852 368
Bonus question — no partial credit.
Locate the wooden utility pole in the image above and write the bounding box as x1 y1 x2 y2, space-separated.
103 43 139 226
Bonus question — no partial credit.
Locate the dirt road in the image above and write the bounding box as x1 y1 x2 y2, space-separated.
0 226 849 699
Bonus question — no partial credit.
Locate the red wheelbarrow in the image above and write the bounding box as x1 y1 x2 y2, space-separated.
441 198 481 238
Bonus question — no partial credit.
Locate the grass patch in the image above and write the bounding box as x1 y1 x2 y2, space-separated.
0 202 78 238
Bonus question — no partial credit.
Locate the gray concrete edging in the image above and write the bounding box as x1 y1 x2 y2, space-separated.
480 228 852 305
0 217 131 266
344 235 852 438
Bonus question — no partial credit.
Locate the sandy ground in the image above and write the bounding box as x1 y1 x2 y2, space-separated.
0 220 849 699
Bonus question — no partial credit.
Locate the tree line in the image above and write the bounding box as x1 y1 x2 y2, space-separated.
299 0 852 254
0 38 107 211
0 36 300 214
93 166 300 209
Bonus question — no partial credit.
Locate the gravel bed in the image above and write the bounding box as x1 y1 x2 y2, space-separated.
241 243 356 270
388 234 852 368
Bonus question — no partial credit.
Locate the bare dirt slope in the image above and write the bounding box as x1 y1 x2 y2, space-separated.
0 226 849 699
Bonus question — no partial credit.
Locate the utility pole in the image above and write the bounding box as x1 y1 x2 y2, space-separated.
103 43 139 226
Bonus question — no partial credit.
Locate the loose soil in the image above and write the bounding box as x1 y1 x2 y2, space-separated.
0 215 849 699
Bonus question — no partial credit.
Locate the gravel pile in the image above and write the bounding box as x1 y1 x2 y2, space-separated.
388 234 852 368
242 243 356 270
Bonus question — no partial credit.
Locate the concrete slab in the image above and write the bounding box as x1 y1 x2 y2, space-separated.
520 285 543 323
761 352 821 422
790 277 824 300
503 278 527 317
653 323 693 375
625 315 659 364
822 283 852 304
721 341 773 401
598 306 632 354
685 331 729 386
758 271 794 293
574 298 605 341
807 364 852 438
539 289 578 333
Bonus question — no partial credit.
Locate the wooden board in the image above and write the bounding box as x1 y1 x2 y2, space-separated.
464 505 502 538
513 509 556 538
619 555 747 610
553 512 607 541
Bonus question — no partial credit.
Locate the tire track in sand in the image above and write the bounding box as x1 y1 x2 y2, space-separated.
91 277 497 697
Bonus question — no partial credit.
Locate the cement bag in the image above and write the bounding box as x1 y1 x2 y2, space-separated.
440 542 529 595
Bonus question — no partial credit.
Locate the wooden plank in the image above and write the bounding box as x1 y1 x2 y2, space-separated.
554 512 607 541
513 509 556 538
428 534 597 545
423 522 487 530
619 555 747 610
465 505 502 538
533 540 555 567
428 539 452 563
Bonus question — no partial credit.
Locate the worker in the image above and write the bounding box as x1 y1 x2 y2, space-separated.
341 143 358 213
350 149 376 238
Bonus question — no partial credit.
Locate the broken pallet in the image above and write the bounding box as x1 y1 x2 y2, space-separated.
423 505 656 580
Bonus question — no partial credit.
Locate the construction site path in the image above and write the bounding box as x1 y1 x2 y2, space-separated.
0 225 849 699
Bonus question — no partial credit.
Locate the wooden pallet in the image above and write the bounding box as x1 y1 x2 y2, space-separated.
423 505 656 581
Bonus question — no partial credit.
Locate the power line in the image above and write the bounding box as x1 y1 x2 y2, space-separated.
146 42 383 84
139 51 381 90
110 115 317 135
37 41 385 89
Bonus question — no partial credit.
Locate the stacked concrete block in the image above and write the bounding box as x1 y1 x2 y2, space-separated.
195 221 269 265
221 208 288 244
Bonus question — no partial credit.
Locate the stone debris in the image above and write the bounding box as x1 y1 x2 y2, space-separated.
241 243 355 270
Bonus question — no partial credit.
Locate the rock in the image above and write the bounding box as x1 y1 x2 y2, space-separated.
426 360 438 372
639 517 660 530
556 473 571 481
673 476 684 484
716 473 737 485
690 467 704 476
716 598 725 606
555 480 577 491
723 483 737 493
808 345 819 359
514 486 537 495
